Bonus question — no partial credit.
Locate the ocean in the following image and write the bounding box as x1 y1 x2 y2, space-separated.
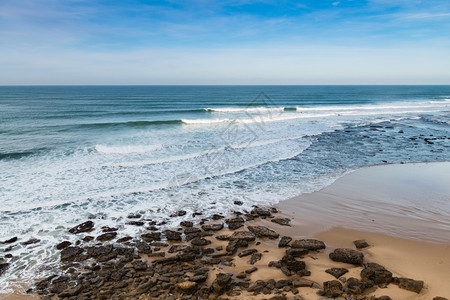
0 85 449 291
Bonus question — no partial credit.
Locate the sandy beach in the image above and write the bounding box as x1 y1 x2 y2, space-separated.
1 162 449 300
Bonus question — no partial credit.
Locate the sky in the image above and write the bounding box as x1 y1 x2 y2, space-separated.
0 0 449 85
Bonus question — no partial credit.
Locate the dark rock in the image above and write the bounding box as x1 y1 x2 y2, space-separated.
212 214 224 220
1 237 17 244
86 245 113 258
117 236 132 243
248 253 262 265
59 284 83 298
238 249 258 257
286 248 308 257
176 210 187 216
394 277 424 293
234 200 243 205
184 227 202 234
251 207 272 217
278 236 292 247
325 267 348 278
216 235 230 241
320 280 343 298
292 279 316 288
21 238 40 246
212 273 233 295
372 297 393 300
433 297 448 300
56 241 72 250
230 231 256 241
82 236 94 242
345 277 365 294
68 221 94 234
245 267 258 274
201 223 224 231
228 223 244 230
226 216 245 224
60 246 83 262
141 232 161 241
354 239 370 249
0 263 9 276
101 226 118 232
247 225 279 239
191 237 211 246
132 260 148 271
126 221 145 226
329 248 364 265
291 239 325 251
281 255 307 273
135 241 152 254
164 230 182 241
96 232 117 242
271 217 291 226
360 263 392 285
180 221 193 227
127 213 141 219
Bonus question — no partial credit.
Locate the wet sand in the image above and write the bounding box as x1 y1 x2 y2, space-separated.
277 162 450 243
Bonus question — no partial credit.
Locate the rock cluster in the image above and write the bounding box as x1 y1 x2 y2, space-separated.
3 206 426 299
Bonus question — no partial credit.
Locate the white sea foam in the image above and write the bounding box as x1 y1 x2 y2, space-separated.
94 144 162 154
205 107 285 113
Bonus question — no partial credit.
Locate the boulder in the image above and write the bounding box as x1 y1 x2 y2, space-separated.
251 207 272 217
1 237 17 244
247 225 279 239
329 248 364 265
0 263 9 276
320 280 343 298
211 273 233 295
228 223 243 230
271 217 291 226
141 232 161 242
238 249 258 257
96 232 117 242
225 216 245 224
60 246 83 262
201 223 224 231
56 241 72 250
278 236 292 247
286 248 308 257
180 221 193 227
394 277 424 293
190 237 211 246
164 230 182 241
291 239 325 251
68 221 94 234
360 263 392 285
354 239 369 249
325 267 348 279
230 231 256 241
21 238 41 246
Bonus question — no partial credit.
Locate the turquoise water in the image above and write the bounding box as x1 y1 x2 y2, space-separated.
0 85 449 290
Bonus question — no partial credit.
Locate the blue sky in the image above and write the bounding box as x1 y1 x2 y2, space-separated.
1 0 449 84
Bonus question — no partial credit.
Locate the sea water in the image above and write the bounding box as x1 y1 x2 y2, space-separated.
0 85 449 291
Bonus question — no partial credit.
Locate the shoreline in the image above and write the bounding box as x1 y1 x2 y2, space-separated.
1 161 449 299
